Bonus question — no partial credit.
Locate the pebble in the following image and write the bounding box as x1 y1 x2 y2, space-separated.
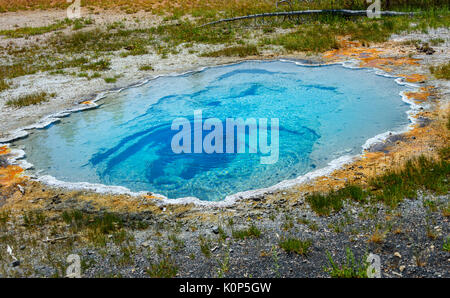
394 252 402 258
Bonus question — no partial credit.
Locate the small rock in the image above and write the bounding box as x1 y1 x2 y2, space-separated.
291 201 303 207
416 44 435 55
399 265 406 272
212 226 219 234
19 245 26 250
141 241 151 248
394 252 402 258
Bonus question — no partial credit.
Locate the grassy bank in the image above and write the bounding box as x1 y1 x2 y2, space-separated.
306 146 450 216
0 0 448 88
0 9 447 86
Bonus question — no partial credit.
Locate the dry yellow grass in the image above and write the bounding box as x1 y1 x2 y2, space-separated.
367 229 386 244
443 208 450 217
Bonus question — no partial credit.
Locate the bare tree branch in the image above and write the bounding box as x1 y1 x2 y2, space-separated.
200 9 417 27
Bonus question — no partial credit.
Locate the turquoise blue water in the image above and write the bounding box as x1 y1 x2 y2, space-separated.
16 60 410 201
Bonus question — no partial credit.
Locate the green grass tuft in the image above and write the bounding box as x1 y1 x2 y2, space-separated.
430 62 450 80
232 224 261 239
139 64 154 71
104 77 117 83
369 155 449 207
279 237 312 256
444 237 450 252
0 79 10 91
85 213 122 246
62 210 84 225
72 18 94 30
91 213 122 235
120 44 149 57
6 91 50 107
146 255 178 278
80 59 111 71
201 45 259 57
23 210 46 228
306 184 368 216
0 19 70 38
325 248 368 278
268 25 339 52
199 235 212 258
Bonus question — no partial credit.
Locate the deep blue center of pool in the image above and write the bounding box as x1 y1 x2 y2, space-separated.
17 61 410 201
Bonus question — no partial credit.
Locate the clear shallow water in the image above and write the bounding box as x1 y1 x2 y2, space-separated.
16 60 411 201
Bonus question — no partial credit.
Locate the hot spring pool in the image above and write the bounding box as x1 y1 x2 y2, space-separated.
15 60 412 201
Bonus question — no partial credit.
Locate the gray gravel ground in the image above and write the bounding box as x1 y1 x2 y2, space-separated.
1 190 448 278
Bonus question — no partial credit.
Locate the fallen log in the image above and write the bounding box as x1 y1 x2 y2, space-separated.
200 9 417 27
